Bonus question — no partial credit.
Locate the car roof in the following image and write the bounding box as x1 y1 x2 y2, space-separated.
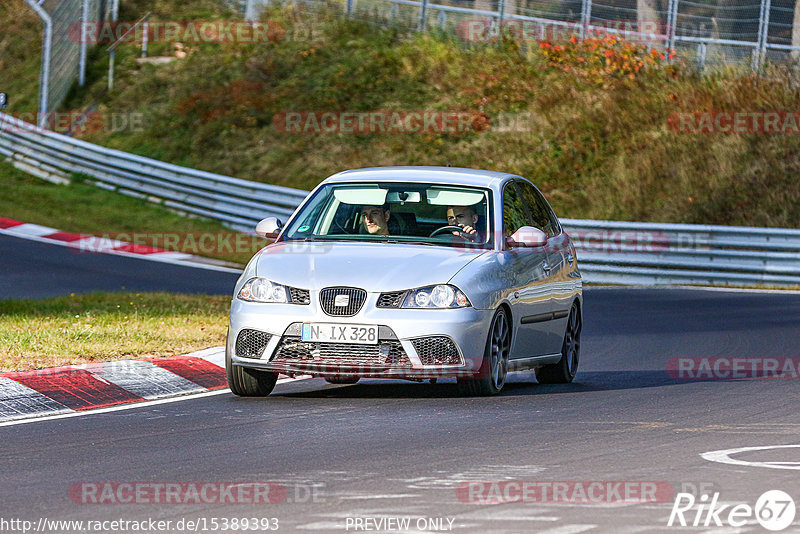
323 166 520 189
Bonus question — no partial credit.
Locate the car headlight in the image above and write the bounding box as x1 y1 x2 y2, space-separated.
402 284 471 309
237 277 288 303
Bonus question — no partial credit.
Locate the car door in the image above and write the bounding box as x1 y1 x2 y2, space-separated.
517 180 572 354
501 181 555 360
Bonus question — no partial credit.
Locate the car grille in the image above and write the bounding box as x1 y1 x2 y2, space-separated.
377 291 406 308
411 336 463 365
235 329 272 359
319 287 366 316
272 336 411 368
288 286 310 305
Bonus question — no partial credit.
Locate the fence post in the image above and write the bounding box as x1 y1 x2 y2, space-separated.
418 0 428 31
142 20 149 58
498 0 506 28
697 42 706 72
24 0 52 129
580 0 592 40
753 0 771 72
438 10 446 28
665 0 678 53
346 0 355 16
79 0 89 87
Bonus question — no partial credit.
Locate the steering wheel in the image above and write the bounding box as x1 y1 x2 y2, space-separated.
429 225 479 241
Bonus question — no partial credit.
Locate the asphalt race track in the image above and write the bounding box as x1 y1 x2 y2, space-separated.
0 234 240 299
2 235 800 533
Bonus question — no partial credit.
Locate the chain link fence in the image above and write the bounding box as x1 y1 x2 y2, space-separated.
244 0 800 71
24 0 110 128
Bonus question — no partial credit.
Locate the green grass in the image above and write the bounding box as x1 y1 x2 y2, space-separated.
0 292 229 371
0 160 260 266
0 0 44 112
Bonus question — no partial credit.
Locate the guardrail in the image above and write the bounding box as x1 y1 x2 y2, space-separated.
2 111 799 286
0 113 307 231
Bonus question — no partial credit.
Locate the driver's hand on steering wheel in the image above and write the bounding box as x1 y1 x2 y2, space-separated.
453 224 477 239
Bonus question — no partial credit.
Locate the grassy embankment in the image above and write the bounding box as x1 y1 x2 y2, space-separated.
45 1 800 229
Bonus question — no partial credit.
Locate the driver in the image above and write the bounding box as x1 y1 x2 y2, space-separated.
360 204 391 235
446 205 479 239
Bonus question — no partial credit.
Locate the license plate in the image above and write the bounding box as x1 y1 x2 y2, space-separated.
301 323 379 344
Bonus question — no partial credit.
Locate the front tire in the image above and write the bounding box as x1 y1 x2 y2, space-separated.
226 348 278 396
457 308 511 396
536 303 581 384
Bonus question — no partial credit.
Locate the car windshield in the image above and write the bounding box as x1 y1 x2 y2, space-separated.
281 182 494 248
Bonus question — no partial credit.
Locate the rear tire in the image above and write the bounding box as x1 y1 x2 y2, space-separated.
536 303 581 384
226 347 278 396
457 308 511 396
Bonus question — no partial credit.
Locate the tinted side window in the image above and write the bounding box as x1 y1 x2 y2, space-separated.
502 182 528 238
518 181 559 237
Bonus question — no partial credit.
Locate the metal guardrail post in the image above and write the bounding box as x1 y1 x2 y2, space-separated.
346 0 355 17
23 0 52 129
418 0 428 31
497 0 506 28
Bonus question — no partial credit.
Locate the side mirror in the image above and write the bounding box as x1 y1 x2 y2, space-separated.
255 217 283 239
508 226 547 248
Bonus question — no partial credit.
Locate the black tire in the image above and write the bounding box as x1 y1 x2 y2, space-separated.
324 377 360 385
457 308 511 396
226 347 278 396
536 303 581 384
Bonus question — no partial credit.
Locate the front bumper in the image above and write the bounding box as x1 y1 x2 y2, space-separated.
227 295 494 379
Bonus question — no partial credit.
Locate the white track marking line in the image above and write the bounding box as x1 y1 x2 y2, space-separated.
0 377 310 428
5 223 60 237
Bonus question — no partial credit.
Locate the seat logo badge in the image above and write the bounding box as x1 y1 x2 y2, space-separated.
334 295 350 307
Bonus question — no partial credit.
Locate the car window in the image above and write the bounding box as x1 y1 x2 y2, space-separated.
281 182 494 249
517 180 560 237
502 182 528 238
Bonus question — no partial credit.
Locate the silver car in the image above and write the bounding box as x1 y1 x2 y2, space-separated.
226 166 582 396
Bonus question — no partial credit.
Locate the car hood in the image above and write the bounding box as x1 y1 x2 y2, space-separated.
254 241 486 292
